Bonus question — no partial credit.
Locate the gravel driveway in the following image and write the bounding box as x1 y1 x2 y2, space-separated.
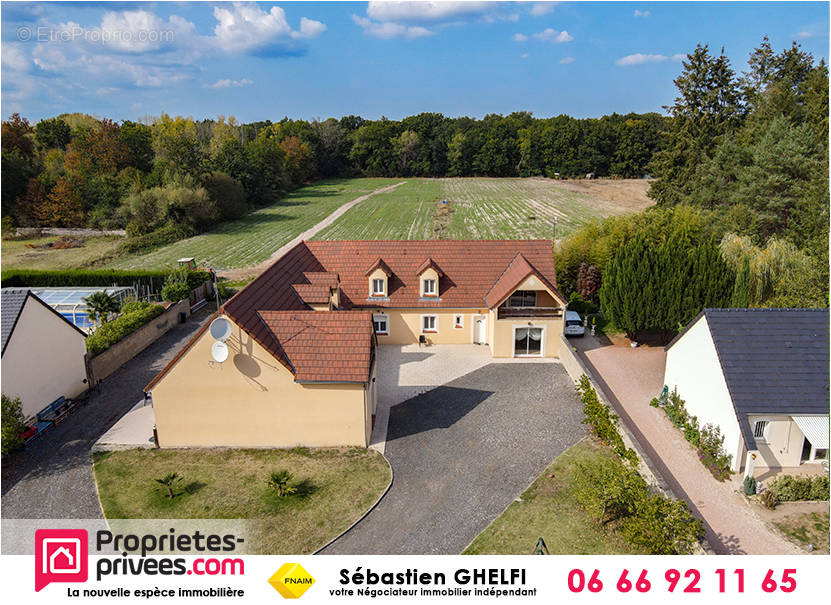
1 310 212 520
321 362 586 554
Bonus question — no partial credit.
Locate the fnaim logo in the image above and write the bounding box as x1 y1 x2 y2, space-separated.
35 529 89 592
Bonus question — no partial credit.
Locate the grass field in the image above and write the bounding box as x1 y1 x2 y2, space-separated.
92 447 391 554
314 177 652 242
1 236 124 271
463 439 643 555
109 178 398 271
1 177 650 273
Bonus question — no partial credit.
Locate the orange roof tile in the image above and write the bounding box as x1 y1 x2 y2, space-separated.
257 311 373 383
148 240 559 389
483 252 561 308
291 283 331 305
415 257 445 277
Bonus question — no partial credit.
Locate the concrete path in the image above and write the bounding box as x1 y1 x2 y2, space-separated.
95 399 155 449
572 334 800 555
322 362 586 555
219 181 407 280
0 310 213 521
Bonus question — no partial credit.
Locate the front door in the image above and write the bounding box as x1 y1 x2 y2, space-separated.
475 317 487 344
514 327 543 357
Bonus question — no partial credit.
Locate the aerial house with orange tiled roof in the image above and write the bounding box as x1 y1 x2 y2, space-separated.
146 240 566 448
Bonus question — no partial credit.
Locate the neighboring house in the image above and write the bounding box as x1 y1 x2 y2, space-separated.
146 239 566 449
664 308 829 476
1 288 89 419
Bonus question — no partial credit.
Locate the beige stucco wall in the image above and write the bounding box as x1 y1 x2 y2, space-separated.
746 414 816 469
373 309 487 345
1 298 88 419
490 313 563 358
489 274 565 358
150 316 370 448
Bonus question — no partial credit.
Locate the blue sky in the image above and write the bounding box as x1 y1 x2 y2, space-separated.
2 1 828 122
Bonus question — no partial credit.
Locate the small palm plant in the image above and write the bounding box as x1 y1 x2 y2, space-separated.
155 472 182 499
84 291 120 326
267 470 296 497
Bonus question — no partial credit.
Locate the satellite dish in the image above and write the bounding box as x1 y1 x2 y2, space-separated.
211 341 229 363
209 317 232 341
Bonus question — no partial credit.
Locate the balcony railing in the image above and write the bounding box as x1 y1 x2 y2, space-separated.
497 306 563 319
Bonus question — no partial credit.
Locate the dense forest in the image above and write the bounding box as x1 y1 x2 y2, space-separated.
1 105 664 243
558 39 829 330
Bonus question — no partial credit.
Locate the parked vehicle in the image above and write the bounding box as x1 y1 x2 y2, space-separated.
564 310 585 337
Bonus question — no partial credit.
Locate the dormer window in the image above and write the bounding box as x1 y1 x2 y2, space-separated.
422 278 437 297
371 278 386 297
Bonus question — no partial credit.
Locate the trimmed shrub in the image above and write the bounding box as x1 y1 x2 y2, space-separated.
161 267 193 302
743 475 757 496
577 375 638 466
769 474 829 502
86 303 165 355
810 475 830 501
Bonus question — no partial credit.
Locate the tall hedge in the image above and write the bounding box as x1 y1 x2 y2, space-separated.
1 269 211 292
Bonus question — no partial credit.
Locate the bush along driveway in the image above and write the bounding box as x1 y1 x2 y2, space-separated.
572 335 800 554
321 362 587 555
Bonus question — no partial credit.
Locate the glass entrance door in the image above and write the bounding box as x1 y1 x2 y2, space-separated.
514 327 543 356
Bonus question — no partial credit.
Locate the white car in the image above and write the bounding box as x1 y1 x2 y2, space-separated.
564 310 585 337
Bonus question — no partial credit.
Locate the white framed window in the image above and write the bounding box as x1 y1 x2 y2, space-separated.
372 314 389 335
453 314 464 329
508 290 537 307
371 278 386 296
753 420 770 442
422 278 437 296
421 314 438 333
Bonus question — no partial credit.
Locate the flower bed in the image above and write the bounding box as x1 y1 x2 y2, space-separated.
650 390 733 481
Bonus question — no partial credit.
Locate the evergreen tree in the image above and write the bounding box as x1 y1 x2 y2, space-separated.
731 257 752 308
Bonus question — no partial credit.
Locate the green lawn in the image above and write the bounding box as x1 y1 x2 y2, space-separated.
92 447 391 554
463 439 644 555
109 178 398 271
314 177 651 242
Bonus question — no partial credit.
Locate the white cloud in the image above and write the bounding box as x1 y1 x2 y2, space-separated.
1 43 30 72
366 1 494 23
520 53 529 59
616 53 669 66
634 9 651 18
299 17 327 38
559 56 575 64
513 33 529 42
208 78 254 89
212 3 324 53
529 2 560 16
671 53 686 61
352 14 432 39
532 28 573 43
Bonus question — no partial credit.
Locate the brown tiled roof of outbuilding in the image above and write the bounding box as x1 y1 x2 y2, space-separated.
257 310 373 383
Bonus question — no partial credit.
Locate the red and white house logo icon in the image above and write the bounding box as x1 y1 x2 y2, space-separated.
35 529 88 592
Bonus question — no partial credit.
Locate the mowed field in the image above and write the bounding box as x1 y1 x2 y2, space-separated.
314 177 653 241
110 178 398 271
2 177 652 273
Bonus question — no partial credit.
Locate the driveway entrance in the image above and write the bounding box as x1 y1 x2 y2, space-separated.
322 362 586 554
